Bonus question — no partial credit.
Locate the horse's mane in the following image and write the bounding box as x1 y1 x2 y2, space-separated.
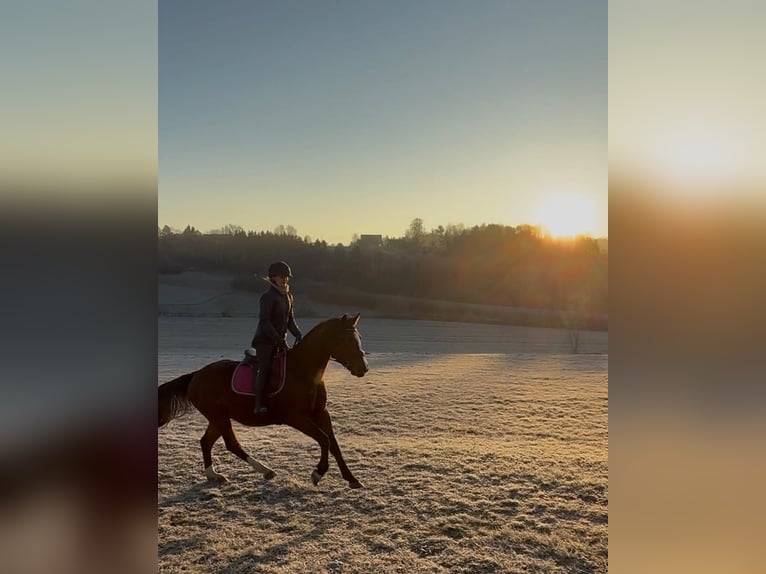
294 316 344 349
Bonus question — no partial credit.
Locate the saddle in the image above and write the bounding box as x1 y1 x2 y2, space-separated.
231 347 287 396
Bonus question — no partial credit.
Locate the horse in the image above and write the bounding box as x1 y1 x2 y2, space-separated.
158 313 369 489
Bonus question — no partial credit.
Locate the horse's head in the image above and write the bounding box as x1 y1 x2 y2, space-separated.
330 313 369 378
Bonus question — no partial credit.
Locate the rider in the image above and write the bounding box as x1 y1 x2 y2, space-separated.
251 260 303 414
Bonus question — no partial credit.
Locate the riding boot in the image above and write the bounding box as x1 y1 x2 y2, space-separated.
252 365 270 414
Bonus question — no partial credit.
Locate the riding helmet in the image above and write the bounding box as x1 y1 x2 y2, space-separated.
268 260 292 278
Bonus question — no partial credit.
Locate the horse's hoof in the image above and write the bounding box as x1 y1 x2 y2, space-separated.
205 467 228 483
311 470 322 486
348 480 363 489
263 470 276 481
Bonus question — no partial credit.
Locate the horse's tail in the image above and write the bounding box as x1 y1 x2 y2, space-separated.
158 371 197 428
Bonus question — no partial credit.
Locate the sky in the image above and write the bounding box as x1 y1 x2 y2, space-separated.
159 0 606 244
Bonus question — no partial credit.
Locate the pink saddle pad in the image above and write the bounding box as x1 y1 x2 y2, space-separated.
231 352 287 396
231 362 256 395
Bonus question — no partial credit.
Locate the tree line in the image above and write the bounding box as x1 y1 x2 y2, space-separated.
158 219 607 314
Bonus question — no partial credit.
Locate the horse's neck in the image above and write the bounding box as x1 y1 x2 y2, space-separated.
290 332 333 380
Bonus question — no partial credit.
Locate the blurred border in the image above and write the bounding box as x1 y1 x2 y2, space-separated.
0 2 157 573
610 1 766 572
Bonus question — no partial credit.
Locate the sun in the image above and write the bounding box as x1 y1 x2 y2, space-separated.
535 194 596 238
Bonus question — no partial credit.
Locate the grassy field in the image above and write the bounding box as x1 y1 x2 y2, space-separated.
158 319 607 573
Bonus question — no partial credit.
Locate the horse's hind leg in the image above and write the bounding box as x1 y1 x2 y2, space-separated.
217 418 276 481
200 422 228 483
316 409 363 489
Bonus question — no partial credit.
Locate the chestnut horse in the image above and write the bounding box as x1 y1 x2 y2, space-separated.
158 314 369 488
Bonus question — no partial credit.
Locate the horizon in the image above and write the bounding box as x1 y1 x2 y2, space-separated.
158 218 609 246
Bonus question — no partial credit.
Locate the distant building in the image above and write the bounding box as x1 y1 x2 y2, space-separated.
359 234 383 247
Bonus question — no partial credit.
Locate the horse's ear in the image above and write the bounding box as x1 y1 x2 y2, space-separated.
340 313 348 321
352 313 360 327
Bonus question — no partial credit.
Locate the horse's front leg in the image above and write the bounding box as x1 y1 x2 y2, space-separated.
285 416 330 486
315 409 363 489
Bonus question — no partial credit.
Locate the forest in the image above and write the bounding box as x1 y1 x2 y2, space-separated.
159 218 607 322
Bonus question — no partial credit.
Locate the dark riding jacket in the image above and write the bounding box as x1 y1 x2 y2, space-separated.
251 284 302 347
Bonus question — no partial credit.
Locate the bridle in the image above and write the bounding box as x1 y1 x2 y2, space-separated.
329 327 365 371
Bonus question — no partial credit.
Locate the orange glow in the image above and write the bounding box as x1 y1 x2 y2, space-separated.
535 194 596 238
